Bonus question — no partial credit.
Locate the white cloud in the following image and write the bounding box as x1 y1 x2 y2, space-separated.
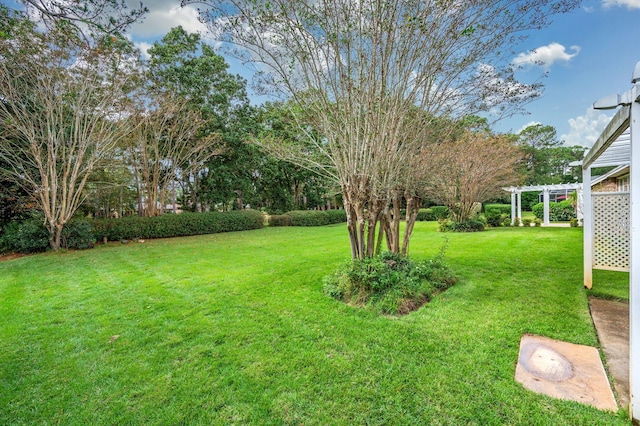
127 2 206 39
512 43 581 70
517 121 542 134
602 0 640 9
560 108 613 147
134 41 154 60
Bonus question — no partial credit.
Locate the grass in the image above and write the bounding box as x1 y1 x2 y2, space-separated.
0 223 631 425
521 211 536 220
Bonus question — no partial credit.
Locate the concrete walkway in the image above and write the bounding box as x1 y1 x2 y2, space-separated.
589 297 630 410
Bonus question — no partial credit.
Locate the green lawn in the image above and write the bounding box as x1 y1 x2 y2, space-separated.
0 223 631 425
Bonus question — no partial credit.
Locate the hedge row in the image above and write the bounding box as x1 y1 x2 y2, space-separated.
268 207 454 227
92 210 264 241
269 209 347 227
398 206 451 221
483 204 512 215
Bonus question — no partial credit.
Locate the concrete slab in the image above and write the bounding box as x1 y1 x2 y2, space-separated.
515 334 617 411
589 297 630 410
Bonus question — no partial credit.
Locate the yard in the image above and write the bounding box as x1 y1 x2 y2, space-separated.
0 223 631 424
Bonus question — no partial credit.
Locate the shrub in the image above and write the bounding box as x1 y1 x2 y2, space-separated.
269 214 292 227
512 217 521 227
522 218 532 227
534 218 542 227
62 219 96 249
438 219 485 232
416 208 436 221
532 203 543 219
324 209 348 224
429 206 450 220
570 218 579 227
284 210 346 226
532 200 576 221
483 204 511 215
92 210 265 241
322 250 456 315
0 214 50 254
485 208 507 227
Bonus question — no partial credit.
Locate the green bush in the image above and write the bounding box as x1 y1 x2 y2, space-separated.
322 250 456 315
570 218 579 227
483 204 511 215
522 218 532 227
512 217 521 227
62 219 96 249
92 210 265 241
484 208 507 227
532 203 543 219
284 210 346 226
534 218 542 227
416 208 436 221
268 214 292 227
266 210 346 227
429 206 450 220
438 219 485 232
324 209 348 224
0 214 50 254
532 200 576 221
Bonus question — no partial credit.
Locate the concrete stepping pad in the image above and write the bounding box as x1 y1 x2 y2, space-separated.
515 334 617 411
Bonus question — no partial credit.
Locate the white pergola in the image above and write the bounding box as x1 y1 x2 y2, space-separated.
582 62 639 420
503 184 582 225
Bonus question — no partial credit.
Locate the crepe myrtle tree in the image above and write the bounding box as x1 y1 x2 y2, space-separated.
423 130 523 224
128 92 220 217
190 0 579 259
0 9 140 250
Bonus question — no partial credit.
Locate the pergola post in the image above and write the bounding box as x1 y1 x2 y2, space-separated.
629 78 640 420
517 191 522 224
582 166 593 290
510 190 516 226
543 188 550 226
577 187 584 222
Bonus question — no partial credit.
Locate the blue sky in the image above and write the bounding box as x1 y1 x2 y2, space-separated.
499 0 640 146
5 0 640 147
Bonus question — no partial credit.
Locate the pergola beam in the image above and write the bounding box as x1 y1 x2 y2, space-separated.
583 106 630 169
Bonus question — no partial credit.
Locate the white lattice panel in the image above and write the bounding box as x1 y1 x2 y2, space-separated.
593 192 630 271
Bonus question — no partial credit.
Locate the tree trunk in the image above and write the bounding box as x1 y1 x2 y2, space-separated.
119 186 123 218
401 194 421 256
384 190 402 254
94 187 100 218
345 201 359 259
48 222 63 251
236 190 244 210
